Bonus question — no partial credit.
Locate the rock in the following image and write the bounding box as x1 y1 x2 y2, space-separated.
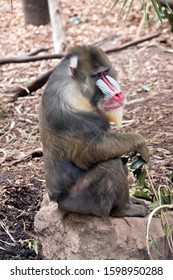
34 195 173 260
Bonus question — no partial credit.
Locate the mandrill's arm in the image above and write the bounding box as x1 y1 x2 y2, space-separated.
67 131 149 169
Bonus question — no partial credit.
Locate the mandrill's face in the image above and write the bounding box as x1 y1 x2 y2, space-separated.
95 70 126 127
88 65 126 127
69 45 126 127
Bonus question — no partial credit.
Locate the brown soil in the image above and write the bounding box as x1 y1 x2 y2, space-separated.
0 0 173 259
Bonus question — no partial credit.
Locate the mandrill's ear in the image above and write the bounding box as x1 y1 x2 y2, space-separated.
69 55 78 75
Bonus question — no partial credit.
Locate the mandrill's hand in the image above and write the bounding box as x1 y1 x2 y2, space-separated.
136 138 150 163
114 132 149 164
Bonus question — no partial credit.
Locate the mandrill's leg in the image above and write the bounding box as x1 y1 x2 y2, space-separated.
58 158 149 217
58 173 114 217
58 158 128 217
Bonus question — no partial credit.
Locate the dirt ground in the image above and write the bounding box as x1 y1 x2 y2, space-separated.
0 1 173 259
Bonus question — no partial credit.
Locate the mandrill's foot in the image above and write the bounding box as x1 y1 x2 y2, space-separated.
110 200 149 218
130 197 148 207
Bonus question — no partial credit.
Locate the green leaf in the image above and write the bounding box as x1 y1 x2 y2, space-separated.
123 0 134 26
148 200 159 211
142 0 149 26
151 240 158 250
138 169 147 187
110 0 120 12
131 156 145 170
162 223 171 237
117 0 129 21
28 239 38 255
110 0 173 26
151 0 163 22
149 235 158 250
132 190 151 200
161 193 173 205
160 0 173 14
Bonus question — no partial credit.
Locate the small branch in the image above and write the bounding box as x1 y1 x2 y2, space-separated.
127 95 157 105
0 53 65 65
105 32 161 53
1 148 43 166
12 69 53 101
94 34 118 47
0 220 15 243
28 48 50 56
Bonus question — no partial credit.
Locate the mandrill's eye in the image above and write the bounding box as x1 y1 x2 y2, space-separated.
91 67 110 79
103 69 109 76
91 73 100 79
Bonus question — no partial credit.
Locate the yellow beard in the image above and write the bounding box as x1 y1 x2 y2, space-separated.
102 106 124 127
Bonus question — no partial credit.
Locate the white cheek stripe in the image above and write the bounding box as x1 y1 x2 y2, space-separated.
96 75 121 99
96 79 113 99
69 55 78 68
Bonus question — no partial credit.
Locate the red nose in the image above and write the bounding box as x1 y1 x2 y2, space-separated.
111 91 124 102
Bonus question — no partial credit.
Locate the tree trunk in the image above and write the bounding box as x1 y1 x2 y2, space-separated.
47 0 66 53
22 0 50 26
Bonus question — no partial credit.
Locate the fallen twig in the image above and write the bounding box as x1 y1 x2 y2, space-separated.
28 48 50 56
0 53 65 65
105 32 161 53
0 220 15 243
0 238 15 246
1 148 43 166
127 95 157 105
12 69 53 101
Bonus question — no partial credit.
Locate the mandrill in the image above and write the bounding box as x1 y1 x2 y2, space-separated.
39 45 149 217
